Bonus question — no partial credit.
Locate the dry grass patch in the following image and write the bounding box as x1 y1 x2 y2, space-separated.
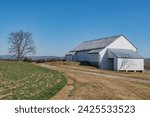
65 71 150 100
41 61 150 100
47 61 150 81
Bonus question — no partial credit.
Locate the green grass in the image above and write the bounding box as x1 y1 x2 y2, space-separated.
0 61 67 100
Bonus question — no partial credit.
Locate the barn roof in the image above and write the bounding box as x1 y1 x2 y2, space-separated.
109 49 143 59
66 51 76 55
72 35 122 51
88 48 103 54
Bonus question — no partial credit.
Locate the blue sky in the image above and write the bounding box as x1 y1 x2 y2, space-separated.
0 0 150 57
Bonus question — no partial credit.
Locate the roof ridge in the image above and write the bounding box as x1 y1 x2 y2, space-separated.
84 34 123 42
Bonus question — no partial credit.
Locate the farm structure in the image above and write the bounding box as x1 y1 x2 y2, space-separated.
66 35 144 72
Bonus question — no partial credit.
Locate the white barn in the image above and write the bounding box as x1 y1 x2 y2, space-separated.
66 34 144 71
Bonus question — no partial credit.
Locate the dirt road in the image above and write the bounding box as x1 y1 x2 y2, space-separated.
38 62 150 100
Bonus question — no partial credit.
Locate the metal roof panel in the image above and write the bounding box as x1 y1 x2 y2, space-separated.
88 49 103 54
109 49 143 59
72 35 122 51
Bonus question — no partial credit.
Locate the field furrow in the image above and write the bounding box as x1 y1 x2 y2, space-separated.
0 61 67 99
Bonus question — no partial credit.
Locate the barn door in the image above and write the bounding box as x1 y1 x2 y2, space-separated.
108 58 114 70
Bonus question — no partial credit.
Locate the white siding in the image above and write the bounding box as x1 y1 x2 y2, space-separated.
88 54 99 62
76 51 99 62
76 51 89 61
99 36 137 69
108 36 137 51
99 49 110 69
66 55 72 61
114 58 118 70
117 58 144 71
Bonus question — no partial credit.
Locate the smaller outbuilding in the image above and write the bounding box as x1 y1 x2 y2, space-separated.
66 34 144 72
107 49 144 71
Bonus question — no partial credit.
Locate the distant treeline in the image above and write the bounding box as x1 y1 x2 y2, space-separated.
0 55 64 62
23 56 64 63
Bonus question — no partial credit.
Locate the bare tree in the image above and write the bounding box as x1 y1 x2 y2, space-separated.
8 30 35 61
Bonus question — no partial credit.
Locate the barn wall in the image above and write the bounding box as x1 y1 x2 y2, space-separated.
66 54 76 61
88 54 99 62
107 50 115 58
108 36 137 51
76 51 89 61
88 53 100 67
117 58 144 71
72 55 77 61
99 49 112 69
76 51 100 62
99 36 137 70
114 58 118 70
66 55 72 61
71 51 100 67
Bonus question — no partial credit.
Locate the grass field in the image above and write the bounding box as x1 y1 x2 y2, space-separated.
0 61 67 100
